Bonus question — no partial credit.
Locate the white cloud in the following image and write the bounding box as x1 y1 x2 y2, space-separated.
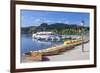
35 18 41 22
64 21 69 24
45 20 53 23
57 20 63 23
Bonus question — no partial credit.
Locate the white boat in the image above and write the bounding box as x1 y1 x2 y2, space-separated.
32 31 61 41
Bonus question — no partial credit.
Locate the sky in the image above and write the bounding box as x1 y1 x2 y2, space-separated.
21 10 90 27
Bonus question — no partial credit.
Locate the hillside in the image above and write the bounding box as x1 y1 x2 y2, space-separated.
21 23 89 35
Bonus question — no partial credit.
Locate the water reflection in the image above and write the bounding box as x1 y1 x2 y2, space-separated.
21 34 63 54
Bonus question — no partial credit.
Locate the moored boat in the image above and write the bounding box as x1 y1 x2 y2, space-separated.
32 31 62 41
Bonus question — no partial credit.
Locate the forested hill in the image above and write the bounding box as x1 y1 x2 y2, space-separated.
21 23 89 35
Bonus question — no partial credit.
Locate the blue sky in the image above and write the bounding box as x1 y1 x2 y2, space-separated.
21 10 90 27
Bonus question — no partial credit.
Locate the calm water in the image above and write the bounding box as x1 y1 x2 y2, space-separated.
21 34 63 54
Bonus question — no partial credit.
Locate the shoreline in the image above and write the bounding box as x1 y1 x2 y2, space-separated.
21 42 90 63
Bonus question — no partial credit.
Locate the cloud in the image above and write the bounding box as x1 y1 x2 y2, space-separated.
57 20 69 24
35 19 41 22
57 21 63 23
64 21 69 24
45 20 53 23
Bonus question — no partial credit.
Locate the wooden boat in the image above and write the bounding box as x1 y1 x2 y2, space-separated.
41 45 75 56
24 39 89 57
25 51 42 61
64 39 81 45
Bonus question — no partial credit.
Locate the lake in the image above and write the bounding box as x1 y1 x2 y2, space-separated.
21 34 63 54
